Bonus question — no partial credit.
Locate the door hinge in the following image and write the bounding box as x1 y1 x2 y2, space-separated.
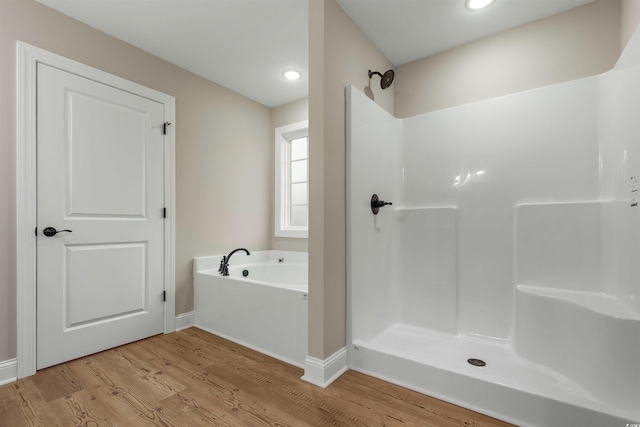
163 291 166 302
163 122 171 135
35 227 37 236
163 207 167 218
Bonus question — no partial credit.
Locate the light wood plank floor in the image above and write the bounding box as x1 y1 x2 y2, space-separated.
0 328 515 426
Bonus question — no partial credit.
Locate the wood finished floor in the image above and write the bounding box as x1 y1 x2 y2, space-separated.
0 328 515 426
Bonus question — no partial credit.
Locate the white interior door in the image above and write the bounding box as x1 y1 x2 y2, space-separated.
36 63 166 369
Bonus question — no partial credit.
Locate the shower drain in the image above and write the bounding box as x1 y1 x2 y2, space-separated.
467 358 486 367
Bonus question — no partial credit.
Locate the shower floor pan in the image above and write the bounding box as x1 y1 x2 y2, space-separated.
348 324 636 427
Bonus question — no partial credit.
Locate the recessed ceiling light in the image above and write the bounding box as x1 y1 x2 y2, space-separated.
282 70 302 80
466 0 495 10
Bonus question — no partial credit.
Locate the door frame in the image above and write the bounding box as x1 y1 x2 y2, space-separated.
16 42 176 378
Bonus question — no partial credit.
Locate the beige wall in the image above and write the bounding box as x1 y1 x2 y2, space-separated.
395 0 622 118
308 0 393 359
622 0 640 48
0 0 271 362
271 97 309 253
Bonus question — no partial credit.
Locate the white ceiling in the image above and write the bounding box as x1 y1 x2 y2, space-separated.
36 0 596 108
336 0 597 66
36 0 309 107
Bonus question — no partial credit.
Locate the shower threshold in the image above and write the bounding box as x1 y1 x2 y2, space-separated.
348 324 636 427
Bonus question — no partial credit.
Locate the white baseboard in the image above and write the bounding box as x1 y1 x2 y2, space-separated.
301 347 348 388
175 311 195 331
0 359 17 386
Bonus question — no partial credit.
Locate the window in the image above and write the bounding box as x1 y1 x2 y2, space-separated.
275 120 309 238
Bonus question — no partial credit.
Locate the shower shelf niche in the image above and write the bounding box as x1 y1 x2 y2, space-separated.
514 200 640 415
516 285 640 413
517 285 640 320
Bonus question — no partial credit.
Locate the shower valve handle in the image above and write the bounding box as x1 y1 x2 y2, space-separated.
374 201 392 208
371 194 393 215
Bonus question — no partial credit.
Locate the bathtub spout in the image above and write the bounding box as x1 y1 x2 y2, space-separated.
219 248 251 276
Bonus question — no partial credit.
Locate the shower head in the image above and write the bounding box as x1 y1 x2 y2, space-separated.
368 69 394 89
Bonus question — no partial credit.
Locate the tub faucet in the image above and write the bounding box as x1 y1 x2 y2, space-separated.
219 248 250 276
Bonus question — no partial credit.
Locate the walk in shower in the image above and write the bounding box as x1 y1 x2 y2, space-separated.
346 30 640 427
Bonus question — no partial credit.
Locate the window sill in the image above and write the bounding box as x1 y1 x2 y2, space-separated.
275 229 308 239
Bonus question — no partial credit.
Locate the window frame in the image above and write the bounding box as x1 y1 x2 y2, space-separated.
274 120 309 238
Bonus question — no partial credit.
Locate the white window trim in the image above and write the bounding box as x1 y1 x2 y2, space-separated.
275 120 308 238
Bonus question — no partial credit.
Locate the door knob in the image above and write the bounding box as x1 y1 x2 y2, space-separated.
43 227 72 237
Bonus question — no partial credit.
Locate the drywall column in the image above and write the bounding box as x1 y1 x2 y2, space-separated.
307 0 393 363
308 0 327 360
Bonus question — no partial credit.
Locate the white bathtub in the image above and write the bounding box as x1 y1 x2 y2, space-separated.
193 250 308 367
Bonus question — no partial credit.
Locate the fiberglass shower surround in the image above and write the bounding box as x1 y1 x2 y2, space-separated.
346 30 640 427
